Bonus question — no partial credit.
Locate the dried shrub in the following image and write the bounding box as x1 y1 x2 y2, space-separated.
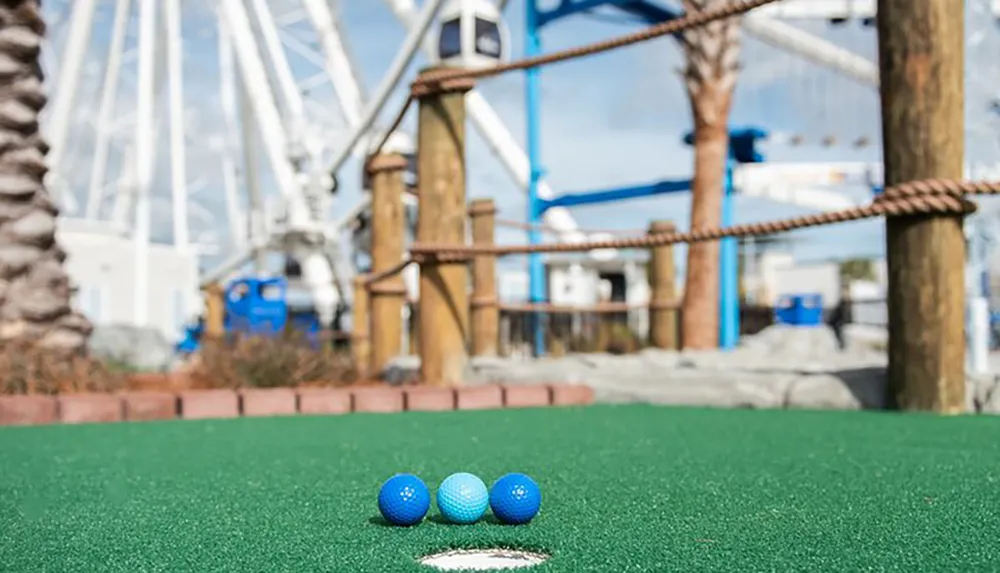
596 320 640 355
187 331 356 389
0 342 127 395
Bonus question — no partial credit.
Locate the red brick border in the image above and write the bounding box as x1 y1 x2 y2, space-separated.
0 395 58 426
503 384 552 408
551 383 595 406
405 386 456 412
179 390 240 420
297 388 352 415
457 384 504 410
241 388 297 417
123 392 177 421
353 387 404 413
58 394 123 424
0 382 594 426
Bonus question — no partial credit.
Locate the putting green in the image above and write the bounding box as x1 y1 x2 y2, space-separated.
1 405 999 571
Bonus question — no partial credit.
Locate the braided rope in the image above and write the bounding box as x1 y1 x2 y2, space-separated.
407 180 1000 260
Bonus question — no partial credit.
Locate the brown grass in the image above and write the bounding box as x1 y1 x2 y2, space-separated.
0 333 358 395
185 332 357 390
0 342 127 395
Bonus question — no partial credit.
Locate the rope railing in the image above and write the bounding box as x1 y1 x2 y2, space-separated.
407 180 1000 260
359 180 1000 287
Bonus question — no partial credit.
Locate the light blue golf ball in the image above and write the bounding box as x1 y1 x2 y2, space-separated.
436 472 489 524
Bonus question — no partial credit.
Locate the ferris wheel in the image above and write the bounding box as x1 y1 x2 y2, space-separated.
37 0 1000 335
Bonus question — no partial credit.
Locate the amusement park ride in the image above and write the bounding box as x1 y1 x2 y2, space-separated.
39 0 1000 362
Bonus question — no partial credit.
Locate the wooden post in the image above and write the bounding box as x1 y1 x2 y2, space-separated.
878 0 965 412
203 283 225 339
351 276 371 379
415 70 474 386
469 198 499 356
367 153 408 375
648 220 678 350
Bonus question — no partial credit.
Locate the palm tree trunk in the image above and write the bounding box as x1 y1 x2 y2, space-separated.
0 0 91 354
679 0 740 349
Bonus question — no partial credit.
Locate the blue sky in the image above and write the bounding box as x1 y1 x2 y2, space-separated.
44 0 1000 275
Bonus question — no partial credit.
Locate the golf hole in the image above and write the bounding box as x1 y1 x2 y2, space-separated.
418 548 549 571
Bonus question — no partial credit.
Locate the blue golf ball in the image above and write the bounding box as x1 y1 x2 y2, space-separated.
436 472 489 524
378 473 430 526
489 473 541 525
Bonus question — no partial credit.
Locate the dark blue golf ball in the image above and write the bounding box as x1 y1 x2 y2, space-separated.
489 473 541 525
378 473 430 526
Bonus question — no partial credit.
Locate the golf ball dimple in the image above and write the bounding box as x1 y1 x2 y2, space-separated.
489 473 541 525
378 473 430 526
436 472 489 524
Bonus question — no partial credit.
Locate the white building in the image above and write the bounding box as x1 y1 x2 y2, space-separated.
498 253 652 339
59 219 200 341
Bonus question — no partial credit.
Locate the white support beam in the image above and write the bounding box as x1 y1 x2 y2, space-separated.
45 0 98 212
300 0 365 125
276 29 329 69
85 0 132 220
111 143 135 227
240 72 269 272
217 0 309 228
755 0 998 19
249 0 306 131
732 162 879 212
133 0 158 327
743 16 878 87
750 0 874 19
217 16 247 248
165 0 188 249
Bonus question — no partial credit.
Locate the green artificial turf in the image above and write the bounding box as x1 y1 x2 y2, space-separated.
2 405 1000 572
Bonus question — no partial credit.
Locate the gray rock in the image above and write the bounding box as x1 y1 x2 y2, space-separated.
587 371 796 409
981 378 1000 414
88 324 175 372
784 368 886 410
374 324 998 415
380 355 421 386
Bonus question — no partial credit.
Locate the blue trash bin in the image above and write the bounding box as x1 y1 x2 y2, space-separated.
774 294 823 326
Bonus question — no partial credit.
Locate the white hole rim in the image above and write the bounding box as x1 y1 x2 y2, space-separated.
417 548 550 571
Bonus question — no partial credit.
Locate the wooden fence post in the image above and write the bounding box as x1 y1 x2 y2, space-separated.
469 198 499 356
367 153 408 375
351 276 371 380
879 0 965 412
203 283 226 339
415 70 474 386
648 220 678 350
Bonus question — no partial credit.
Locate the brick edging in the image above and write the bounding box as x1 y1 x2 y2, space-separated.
0 383 594 427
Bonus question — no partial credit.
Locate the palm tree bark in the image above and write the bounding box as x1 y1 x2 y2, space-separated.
0 1 91 353
679 0 740 349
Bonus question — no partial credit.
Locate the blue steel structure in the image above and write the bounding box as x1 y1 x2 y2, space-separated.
174 276 321 355
523 0 759 354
